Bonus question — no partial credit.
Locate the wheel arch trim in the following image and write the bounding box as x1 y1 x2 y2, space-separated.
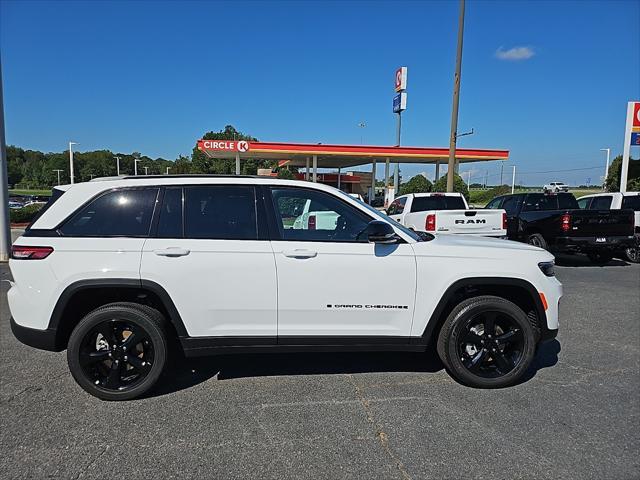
49 278 189 347
415 277 547 344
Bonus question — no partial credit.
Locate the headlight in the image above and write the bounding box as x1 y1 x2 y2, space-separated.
538 261 555 277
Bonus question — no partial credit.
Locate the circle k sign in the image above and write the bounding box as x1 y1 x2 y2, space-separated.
200 140 251 152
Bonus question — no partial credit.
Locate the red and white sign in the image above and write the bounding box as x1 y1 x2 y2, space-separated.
633 102 640 129
200 140 251 152
395 66 407 92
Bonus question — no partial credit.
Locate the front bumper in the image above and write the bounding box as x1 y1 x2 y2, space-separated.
10 317 61 351
553 235 635 252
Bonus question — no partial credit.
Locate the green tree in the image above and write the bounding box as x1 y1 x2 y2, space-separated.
191 125 273 174
400 174 432 195
276 168 295 180
432 173 470 201
605 155 639 192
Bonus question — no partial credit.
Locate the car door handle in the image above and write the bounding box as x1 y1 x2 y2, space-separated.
153 247 191 257
283 249 317 259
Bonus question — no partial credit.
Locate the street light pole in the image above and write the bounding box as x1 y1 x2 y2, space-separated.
447 0 465 193
166 166 171 175
144 166 148 175
511 165 516 194
69 141 78 184
53 169 63 185
600 148 610 190
114 156 121 176
134 158 141 176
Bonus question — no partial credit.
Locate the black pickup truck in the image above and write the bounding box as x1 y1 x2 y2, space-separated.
486 192 635 263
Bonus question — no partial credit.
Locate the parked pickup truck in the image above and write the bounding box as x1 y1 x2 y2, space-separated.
387 192 507 237
486 192 636 263
577 191 640 263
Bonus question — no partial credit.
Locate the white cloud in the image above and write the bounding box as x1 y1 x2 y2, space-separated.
495 46 535 61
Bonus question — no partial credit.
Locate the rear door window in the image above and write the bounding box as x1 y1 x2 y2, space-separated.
589 196 613 210
501 195 523 215
387 197 407 215
157 187 183 238
184 185 258 240
61 188 159 236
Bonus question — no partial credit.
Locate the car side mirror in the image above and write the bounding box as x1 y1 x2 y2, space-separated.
366 220 397 244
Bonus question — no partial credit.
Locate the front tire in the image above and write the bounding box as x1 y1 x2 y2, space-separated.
437 296 537 388
67 303 168 401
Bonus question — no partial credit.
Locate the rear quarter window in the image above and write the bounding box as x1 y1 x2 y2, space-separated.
60 188 159 237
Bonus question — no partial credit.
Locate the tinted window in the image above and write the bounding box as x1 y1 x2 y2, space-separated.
387 197 407 215
501 195 522 215
61 188 158 236
577 197 591 209
558 194 579 209
589 196 613 210
271 187 371 242
523 194 558 211
157 187 183 238
622 195 640 211
27 187 65 229
184 186 257 240
410 195 466 212
486 197 503 209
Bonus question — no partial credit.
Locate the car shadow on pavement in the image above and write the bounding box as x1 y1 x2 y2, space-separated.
554 254 629 268
149 348 445 398
518 339 561 385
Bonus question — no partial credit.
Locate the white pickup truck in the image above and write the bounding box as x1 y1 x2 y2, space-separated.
577 191 640 262
387 192 507 237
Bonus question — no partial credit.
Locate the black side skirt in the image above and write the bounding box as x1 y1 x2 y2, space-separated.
180 336 428 357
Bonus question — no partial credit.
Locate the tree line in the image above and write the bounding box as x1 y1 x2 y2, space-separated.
7 125 279 189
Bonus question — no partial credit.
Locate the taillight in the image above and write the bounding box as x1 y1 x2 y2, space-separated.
561 213 571 232
308 215 316 230
11 245 54 260
502 212 507 230
426 214 436 231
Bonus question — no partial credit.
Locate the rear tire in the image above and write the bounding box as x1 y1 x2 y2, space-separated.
587 252 613 265
624 246 640 263
67 303 168 401
527 233 548 250
437 295 537 388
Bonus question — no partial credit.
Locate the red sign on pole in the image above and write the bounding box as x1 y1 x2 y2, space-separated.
633 102 640 128
395 67 407 92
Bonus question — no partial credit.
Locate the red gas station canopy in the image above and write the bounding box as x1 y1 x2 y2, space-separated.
197 140 509 169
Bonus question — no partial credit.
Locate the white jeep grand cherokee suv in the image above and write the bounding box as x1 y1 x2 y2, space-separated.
8 176 562 400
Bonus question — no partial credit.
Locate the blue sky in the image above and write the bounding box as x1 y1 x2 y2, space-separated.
1 0 639 185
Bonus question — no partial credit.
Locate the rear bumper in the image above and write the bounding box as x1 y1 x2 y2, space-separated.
10 317 61 352
553 235 635 252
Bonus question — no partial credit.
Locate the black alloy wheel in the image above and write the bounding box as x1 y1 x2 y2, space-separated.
624 246 640 263
437 295 537 388
78 320 154 391
457 311 525 378
67 303 168 400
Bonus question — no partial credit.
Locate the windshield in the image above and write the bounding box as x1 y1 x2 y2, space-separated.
335 190 425 242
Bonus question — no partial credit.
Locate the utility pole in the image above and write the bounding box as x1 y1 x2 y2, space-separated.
53 169 63 185
466 170 471 189
600 148 610 190
114 156 121 176
511 165 516 194
500 161 504 185
447 0 465 193
69 141 78 184
0 57 10 261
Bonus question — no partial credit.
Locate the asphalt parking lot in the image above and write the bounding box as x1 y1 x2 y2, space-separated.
1 255 639 480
